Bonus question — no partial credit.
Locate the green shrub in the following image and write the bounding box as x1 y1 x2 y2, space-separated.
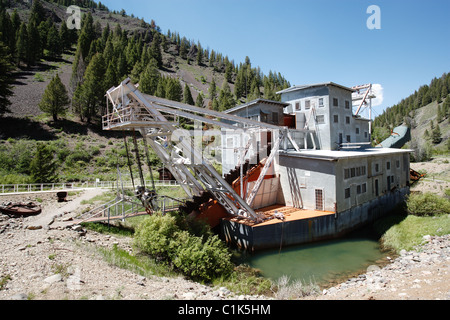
170 231 233 282
406 192 450 216
133 215 179 260
133 214 234 282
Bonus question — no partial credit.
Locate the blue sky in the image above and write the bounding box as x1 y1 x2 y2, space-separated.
101 0 450 117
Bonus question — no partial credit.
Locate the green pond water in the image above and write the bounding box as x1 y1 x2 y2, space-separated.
236 226 389 287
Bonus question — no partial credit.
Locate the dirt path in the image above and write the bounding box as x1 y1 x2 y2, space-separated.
29 188 107 228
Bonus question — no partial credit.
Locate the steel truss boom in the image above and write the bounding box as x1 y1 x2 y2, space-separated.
103 78 300 222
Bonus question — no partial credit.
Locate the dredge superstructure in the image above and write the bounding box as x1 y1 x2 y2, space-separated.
101 79 413 251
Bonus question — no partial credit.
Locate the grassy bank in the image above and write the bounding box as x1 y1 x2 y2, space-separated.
380 214 450 252
375 191 450 252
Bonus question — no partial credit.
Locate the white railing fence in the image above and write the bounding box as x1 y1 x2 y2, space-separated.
0 180 179 194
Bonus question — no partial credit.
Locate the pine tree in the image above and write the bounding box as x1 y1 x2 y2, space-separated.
165 78 182 102
0 11 16 57
218 80 235 111
59 21 71 52
0 40 14 116
47 24 62 58
443 95 450 119
208 78 217 100
196 43 203 66
437 105 443 123
195 93 204 108
15 22 28 66
432 124 442 144
179 37 187 59
29 143 57 183
183 84 194 105
29 0 46 26
211 97 219 111
224 62 233 83
72 53 105 122
39 74 70 122
155 77 166 98
27 21 41 65
150 33 162 68
139 58 160 95
104 61 118 91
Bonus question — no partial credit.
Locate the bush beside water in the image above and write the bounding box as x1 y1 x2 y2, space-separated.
133 214 234 283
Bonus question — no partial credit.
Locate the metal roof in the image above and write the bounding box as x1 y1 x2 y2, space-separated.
280 147 412 161
276 82 356 95
224 98 289 114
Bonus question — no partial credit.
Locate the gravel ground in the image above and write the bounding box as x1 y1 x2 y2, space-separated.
0 189 449 301
0 190 265 300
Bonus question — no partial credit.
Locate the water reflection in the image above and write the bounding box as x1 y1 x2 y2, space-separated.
235 227 389 287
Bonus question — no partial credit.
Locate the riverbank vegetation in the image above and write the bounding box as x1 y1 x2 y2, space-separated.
82 211 274 297
375 190 450 252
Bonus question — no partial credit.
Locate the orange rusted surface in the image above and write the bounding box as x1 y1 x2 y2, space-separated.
223 205 335 227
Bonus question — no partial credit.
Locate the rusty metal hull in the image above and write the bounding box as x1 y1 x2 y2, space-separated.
0 204 42 217
220 186 410 251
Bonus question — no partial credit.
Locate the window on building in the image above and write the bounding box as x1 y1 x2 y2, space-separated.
346 135 351 143
334 115 339 123
345 100 350 109
362 183 367 193
333 98 339 107
272 112 278 124
305 100 311 110
345 188 351 199
356 127 360 134
319 98 324 107
346 116 350 124
261 113 267 123
315 189 324 211
316 115 325 124
295 102 300 110
375 163 379 172
364 131 368 139
386 161 391 170
357 185 362 194
396 160 400 168
344 166 367 180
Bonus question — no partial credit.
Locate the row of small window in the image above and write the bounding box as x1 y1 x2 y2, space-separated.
344 183 367 199
344 166 367 179
294 98 351 111
374 160 401 172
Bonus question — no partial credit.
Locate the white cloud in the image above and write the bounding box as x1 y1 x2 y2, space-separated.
371 83 384 107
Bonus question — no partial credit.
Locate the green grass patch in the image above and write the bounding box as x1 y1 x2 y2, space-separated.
81 222 134 237
213 264 273 297
97 244 176 278
380 214 450 252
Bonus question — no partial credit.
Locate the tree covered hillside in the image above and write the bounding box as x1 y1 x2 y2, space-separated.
0 0 290 122
0 0 291 184
373 72 450 160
